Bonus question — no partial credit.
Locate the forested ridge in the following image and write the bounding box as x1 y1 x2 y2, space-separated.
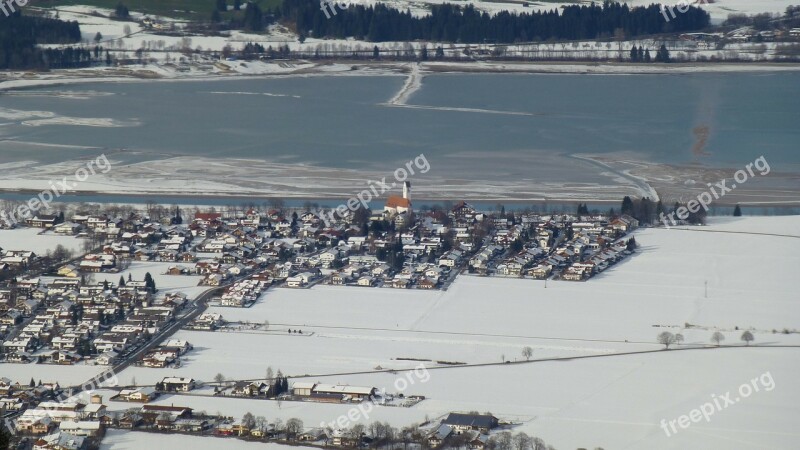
276 0 710 42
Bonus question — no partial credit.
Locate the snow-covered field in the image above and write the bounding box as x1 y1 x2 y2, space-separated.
92 260 207 300
95 216 800 449
0 228 86 255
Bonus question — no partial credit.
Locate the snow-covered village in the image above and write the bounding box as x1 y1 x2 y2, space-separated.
0 1 799 449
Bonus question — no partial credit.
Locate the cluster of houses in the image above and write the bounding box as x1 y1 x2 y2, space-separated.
0 249 38 274
427 413 500 449
187 312 225 331
3 201 643 363
139 339 193 368
469 211 638 281
218 276 271 307
0 274 188 366
9 388 110 450
3 371 509 450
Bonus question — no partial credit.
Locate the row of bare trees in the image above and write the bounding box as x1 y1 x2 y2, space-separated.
658 330 755 349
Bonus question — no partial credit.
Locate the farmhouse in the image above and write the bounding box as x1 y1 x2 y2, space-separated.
160 377 195 392
442 413 499 434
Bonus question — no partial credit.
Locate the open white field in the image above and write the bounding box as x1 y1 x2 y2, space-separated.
106 216 800 449
132 347 799 450
0 363 106 387
115 324 648 387
91 261 207 300
0 228 86 255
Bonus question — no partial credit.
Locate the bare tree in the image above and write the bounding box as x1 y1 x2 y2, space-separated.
532 437 547 450
255 416 267 428
741 330 754 346
214 373 225 384
492 431 512 450
242 412 256 429
657 331 676 349
285 418 303 440
522 346 533 361
711 331 725 346
675 333 684 346
513 432 532 450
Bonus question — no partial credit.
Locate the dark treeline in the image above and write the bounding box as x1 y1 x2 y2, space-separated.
277 0 710 43
0 11 83 69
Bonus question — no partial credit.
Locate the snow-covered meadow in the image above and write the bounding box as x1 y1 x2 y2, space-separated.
0 228 86 255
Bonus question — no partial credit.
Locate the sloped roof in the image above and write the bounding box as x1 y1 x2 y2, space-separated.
385 196 411 208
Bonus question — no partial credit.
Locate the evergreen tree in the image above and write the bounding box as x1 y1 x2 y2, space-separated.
119 275 126 287
144 272 156 293
114 3 130 19
733 205 742 216
629 45 638 62
30 377 35 387
644 49 651 62
621 196 634 216
656 44 670 62
638 46 644 61
211 9 222 22
217 0 228 11
373 45 380 59
243 2 264 31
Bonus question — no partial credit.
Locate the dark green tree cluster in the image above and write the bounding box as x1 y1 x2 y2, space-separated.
277 0 709 43
576 203 590 215
619 195 658 224
654 44 671 62
242 2 264 31
629 45 651 62
144 272 157 293
0 12 85 69
114 3 130 19
272 370 289 395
